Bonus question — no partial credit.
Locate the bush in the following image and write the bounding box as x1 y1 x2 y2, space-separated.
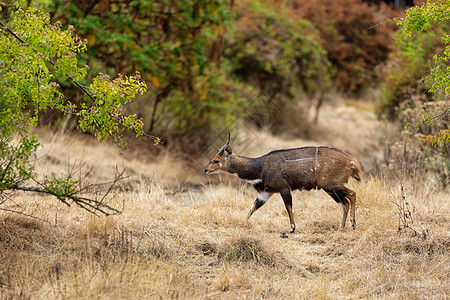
379 1 450 188
226 1 331 98
386 99 449 188
224 0 332 134
46 0 244 150
277 0 398 93
378 24 447 120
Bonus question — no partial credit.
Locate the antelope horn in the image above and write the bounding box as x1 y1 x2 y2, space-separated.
218 133 231 155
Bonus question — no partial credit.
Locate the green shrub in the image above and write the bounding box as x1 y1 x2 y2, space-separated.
224 0 332 133
46 0 243 149
226 1 332 97
379 1 449 188
378 25 446 120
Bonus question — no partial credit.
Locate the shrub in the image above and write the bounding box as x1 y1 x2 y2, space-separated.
277 0 398 93
224 0 332 134
46 0 244 150
386 98 449 188
378 1 449 187
378 24 447 120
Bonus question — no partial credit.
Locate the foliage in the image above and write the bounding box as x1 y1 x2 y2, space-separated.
276 0 398 93
397 0 450 94
379 0 449 187
39 0 400 145
377 25 445 119
226 1 332 99
386 98 449 188
223 0 332 134
0 3 148 213
46 0 242 146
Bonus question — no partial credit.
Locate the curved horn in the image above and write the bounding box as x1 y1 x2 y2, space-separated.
218 133 231 155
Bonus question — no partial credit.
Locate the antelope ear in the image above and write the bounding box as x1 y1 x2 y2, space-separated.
224 145 232 156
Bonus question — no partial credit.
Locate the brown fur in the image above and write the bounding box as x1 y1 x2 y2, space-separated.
205 135 361 233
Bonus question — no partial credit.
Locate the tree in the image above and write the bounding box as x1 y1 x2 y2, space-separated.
397 0 449 147
47 0 240 147
398 0 450 94
0 3 155 215
377 0 449 187
224 1 332 133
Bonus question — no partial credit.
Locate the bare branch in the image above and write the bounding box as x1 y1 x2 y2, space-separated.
0 207 50 223
3 163 128 216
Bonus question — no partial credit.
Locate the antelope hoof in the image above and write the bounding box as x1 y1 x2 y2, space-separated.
289 225 295 234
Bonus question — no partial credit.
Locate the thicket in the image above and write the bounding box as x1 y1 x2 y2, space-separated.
46 0 246 149
270 0 398 93
39 0 399 148
223 1 332 135
379 0 449 187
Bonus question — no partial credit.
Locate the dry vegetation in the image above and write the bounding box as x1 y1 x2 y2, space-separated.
1 102 449 299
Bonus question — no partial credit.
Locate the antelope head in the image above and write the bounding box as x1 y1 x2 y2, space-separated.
204 133 232 174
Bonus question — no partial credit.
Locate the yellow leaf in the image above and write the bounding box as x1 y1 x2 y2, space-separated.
219 26 225 35
200 85 207 100
150 76 160 88
87 34 96 46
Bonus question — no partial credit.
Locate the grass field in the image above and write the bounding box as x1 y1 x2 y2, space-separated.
1 103 449 299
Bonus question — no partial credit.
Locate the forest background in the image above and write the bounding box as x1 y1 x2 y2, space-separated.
1 0 448 175
0 0 449 298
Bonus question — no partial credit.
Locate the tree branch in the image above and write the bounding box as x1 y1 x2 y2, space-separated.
1 20 160 144
0 20 97 102
5 163 128 216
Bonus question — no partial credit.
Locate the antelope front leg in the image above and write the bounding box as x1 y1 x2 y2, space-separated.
246 191 273 220
280 190 296 233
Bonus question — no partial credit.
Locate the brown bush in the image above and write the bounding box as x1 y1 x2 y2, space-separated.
269 0 400 93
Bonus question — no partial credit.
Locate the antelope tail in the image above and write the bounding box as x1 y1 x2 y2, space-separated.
351 160 361 182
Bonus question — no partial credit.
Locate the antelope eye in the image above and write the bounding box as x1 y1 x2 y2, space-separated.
213 160 219 164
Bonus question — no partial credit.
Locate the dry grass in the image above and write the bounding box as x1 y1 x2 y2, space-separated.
1 113 449 299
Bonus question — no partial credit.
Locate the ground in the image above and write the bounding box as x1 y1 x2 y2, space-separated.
0 100 448 299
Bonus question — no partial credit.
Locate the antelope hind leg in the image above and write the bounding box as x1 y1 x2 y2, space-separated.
338 199 350 231
246 191 273 220
347 189 356 230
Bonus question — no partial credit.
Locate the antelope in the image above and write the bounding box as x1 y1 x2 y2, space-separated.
204 134 361 233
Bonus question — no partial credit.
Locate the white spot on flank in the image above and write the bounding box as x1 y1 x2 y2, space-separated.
283 157 313 162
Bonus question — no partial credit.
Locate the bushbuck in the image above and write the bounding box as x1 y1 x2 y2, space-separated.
204 134 361 233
